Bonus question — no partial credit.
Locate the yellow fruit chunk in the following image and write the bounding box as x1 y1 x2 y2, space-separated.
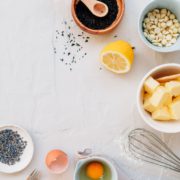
86 162 104 180
100 41 134 74
149 86 172 108
165 81 180 97
143 94 157 113
152 106 172 121
169 97 180 120
144 93 151 102
144 76 160 94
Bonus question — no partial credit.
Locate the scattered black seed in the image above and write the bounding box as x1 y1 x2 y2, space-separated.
114 35 118 38
55 20 91 71
0 129 27 165
99 67 102 70
132 47 135 50
76 0 118 30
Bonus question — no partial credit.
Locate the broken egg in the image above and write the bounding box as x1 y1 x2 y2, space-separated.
45 149 69 174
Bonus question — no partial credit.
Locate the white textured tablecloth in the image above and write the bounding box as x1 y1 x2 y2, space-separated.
0 0 180 179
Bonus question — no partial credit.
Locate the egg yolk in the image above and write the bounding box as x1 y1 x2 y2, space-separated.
86 162 104 179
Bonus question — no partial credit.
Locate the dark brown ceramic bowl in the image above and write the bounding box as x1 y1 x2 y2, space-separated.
71 0 125 35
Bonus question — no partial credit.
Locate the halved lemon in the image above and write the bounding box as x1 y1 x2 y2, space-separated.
100 41 134 74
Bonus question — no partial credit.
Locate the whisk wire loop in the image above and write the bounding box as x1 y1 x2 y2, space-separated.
128 128 180 173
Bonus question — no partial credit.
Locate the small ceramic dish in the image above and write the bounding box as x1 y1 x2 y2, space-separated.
138 0 180 52
0 125 34 174
137 63 180 133
71 0 125 35
74 156 118 180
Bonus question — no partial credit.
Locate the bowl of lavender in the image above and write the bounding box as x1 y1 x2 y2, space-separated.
0 125 34 173
72 0 125 35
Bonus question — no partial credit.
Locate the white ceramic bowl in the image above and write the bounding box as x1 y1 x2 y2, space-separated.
138 0 180 52
137 63 180 133
0 125 34 173
74 156 118 180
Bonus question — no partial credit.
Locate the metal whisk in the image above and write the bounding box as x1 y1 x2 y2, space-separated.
128 128 180 172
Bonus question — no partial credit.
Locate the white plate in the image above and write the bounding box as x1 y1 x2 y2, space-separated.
0 125 34 174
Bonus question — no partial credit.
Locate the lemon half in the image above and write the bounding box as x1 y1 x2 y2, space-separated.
100 41 134 74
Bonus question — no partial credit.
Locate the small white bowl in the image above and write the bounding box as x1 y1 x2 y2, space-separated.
137 63 180 133
0 125 34 174
138 0 180 52
74 156 118 180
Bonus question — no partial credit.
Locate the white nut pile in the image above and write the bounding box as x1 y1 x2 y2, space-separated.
143 8 180 47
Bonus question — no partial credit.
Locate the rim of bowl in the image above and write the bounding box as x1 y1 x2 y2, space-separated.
74 156 118 179
138 1 180 53
137 63 180 133
71 0 125 35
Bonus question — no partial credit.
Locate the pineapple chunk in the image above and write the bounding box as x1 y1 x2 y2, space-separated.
144 76 160 94
165 81 180 97
144 98 157 113
143 93 157 113
152 107 172 121
169 97 180 120
144 93 151 102
149 86 172 108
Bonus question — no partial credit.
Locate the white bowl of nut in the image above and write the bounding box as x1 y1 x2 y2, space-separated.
137 63 180 133
139 0 180 52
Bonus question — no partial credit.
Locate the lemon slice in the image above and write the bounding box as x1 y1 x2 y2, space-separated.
100 41 134 74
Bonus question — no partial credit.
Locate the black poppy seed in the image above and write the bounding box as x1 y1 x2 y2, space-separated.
76 0 118 30
68 52 71 56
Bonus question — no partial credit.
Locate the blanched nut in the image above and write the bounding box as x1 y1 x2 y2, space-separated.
143 8 180 47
